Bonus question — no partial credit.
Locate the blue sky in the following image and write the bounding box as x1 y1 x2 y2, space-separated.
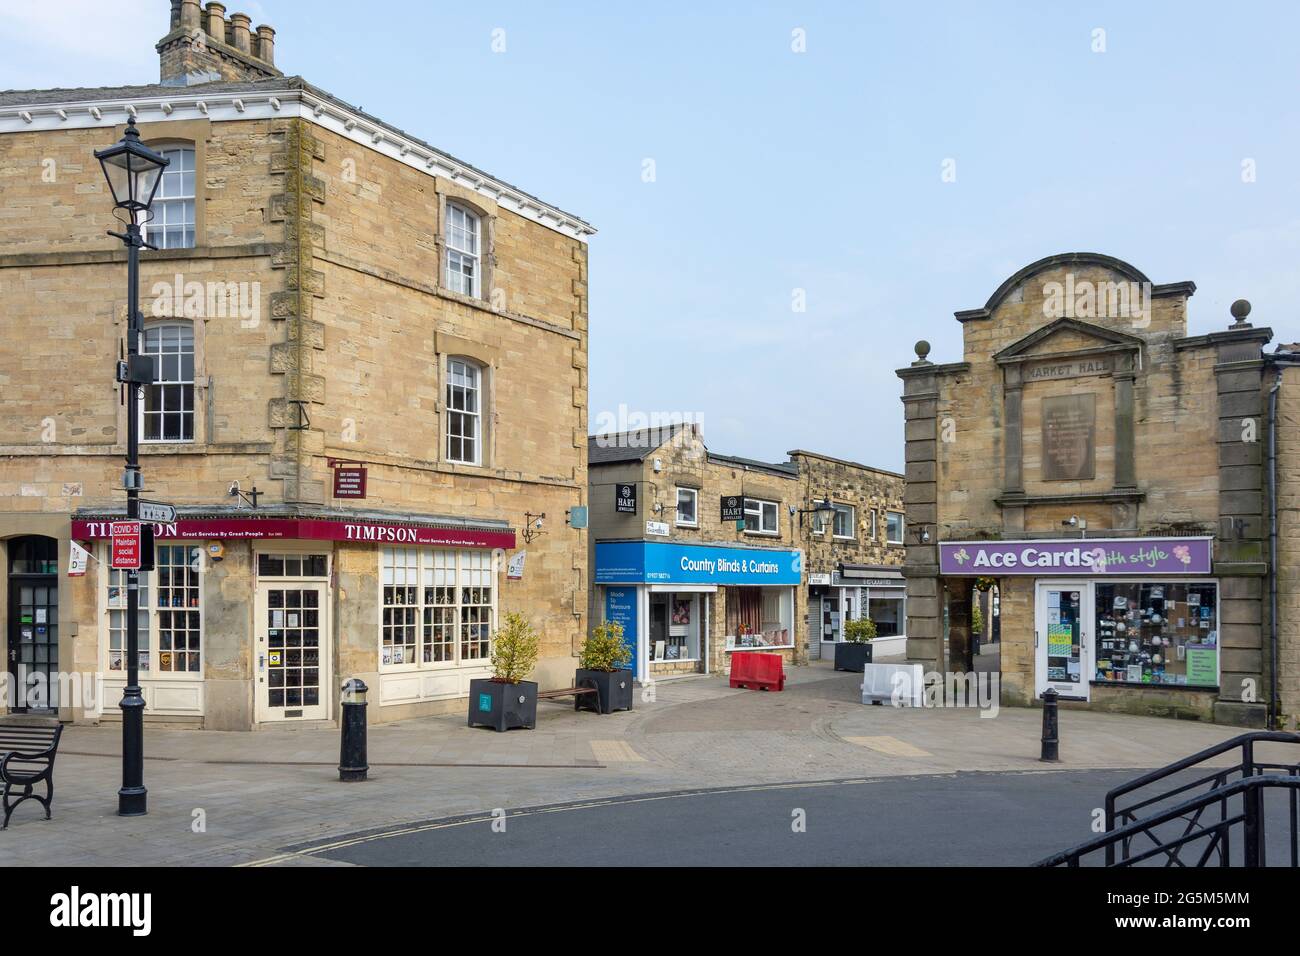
6 1 1299 471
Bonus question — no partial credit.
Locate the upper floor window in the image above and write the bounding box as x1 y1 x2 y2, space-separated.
832 504 855 540
445 203 480 297
744 497 779 535
147 146 196 249
870 510 878 540
676 487 698 526
141 323 194 442
886 511 905 545
446 357 482 465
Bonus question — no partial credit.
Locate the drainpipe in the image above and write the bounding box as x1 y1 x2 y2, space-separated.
1268 372 1280 730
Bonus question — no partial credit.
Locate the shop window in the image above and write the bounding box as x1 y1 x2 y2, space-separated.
675 487 698 526
868 592 905 637
257 553 329 577
885 511 905 544
146 145 196 249
445 203 480 297
106 544 203 673
724 586 793 648
141 322 195 443
832 503 855 539
446 357 482 465
649 592 701 661
743 497 779 535
381 547 495 668
1094 582 1218 687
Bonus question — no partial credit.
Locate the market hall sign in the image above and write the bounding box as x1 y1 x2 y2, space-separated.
615 483 637 514
939 537 1212 576
72 517 516 550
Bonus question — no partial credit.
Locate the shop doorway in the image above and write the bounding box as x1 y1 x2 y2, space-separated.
1035 581 1090 701
255 580 330 722
6 536 60 713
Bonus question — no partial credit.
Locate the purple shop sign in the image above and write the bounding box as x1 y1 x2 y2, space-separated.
938 537 1213 576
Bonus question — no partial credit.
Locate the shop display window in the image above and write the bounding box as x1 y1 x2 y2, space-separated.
650 592 701 661
724 586 793 649
1093 582 1218 687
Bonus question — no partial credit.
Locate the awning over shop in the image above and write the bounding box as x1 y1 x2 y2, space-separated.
837 565 905 587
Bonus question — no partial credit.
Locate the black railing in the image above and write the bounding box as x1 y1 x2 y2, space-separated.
1103 731 1300 865
1037 775 1300 867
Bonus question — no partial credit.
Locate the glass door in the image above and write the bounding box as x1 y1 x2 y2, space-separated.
7 536 60 713
1035 582 1091 701
255 582 329 721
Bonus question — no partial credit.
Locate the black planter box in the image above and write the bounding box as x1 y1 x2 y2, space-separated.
576 668 634 714
834 641 873 672
468 678 538 731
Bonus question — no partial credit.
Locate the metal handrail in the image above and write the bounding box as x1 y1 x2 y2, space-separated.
1038 774 1300 867
1103 731 1300 864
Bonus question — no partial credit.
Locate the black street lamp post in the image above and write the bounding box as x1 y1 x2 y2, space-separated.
95 117 169 817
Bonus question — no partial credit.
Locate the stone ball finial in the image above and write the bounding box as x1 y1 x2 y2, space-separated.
914 340 932 361
1230 299 1252 327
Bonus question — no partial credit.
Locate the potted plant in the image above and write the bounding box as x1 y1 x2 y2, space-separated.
834 617 877 672
576 620 635 714
468 612 540 731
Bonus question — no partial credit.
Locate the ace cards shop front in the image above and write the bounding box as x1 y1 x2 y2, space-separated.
594 541 803 678
66 513 514 730
940 538 1219 704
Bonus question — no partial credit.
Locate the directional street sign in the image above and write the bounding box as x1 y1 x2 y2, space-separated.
139 500 177 523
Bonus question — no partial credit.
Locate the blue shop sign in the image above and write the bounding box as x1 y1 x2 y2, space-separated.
595 541 801 586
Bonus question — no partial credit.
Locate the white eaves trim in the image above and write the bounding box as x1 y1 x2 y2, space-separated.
0 89 596 242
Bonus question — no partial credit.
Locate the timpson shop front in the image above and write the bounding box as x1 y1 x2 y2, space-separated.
60 512 516 730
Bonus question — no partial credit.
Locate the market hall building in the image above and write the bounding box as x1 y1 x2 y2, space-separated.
0 3 593 729
898 253 1279 727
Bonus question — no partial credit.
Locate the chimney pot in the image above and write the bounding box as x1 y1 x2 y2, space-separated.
170 0 183 30
179 0 202 30
229 12 252 54
255 24 275 65
204 2 226 41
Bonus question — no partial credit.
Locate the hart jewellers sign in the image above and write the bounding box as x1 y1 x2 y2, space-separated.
615 483 637 514
939 537 1212 576
73 517 515 550
720 495 744 522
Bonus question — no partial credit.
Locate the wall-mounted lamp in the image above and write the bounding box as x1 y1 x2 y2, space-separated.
228 480 262 509
523 511 546 544
797 498 836 527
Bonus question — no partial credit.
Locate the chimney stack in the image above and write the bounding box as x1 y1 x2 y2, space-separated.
158 0 283 85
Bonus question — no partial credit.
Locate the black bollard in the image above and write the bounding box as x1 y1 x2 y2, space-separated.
339 678 369 781
1040 687 1059 762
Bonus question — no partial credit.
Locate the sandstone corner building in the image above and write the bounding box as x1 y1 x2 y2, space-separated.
898 253 1297 727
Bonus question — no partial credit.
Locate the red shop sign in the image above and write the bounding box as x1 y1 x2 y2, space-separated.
332 466 368 499
73 517 515 550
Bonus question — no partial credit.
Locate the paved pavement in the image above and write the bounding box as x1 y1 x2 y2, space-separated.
0 661 1278 866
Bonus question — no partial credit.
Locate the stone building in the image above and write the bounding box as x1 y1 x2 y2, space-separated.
787 451 906 659
0 1 594 729
898 252 1285 727
587 425 903 679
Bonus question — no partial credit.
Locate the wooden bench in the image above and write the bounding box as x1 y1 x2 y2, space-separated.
0 719 63 830
537 678 601 714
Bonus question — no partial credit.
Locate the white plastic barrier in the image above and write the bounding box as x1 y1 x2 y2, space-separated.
861 662 924 707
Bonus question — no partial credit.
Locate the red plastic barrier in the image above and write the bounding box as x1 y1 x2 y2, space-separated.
729 651 785 691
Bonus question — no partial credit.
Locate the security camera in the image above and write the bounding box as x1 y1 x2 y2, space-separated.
1062 515 1078 527
229 480 241 497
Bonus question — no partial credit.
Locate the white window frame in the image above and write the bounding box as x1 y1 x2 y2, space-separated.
445 357 483 465
743 497 779 536
379 547 498 672
139 322 196 444
675 487 699 527
870 510 878 540
444 203 481 298
102 542 204 678
832 503 855 540
886 511 905 545
145 145 196 250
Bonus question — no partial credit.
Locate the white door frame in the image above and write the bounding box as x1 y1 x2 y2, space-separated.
1035 580 1091 701
254 579 332 722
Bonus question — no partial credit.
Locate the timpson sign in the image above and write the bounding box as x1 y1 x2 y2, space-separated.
71 517 515 550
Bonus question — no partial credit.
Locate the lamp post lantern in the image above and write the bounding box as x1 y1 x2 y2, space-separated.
95 117 169 817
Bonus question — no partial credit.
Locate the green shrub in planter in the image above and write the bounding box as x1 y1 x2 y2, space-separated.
835 618 877 672
468 612 540 731
576 620 634 714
